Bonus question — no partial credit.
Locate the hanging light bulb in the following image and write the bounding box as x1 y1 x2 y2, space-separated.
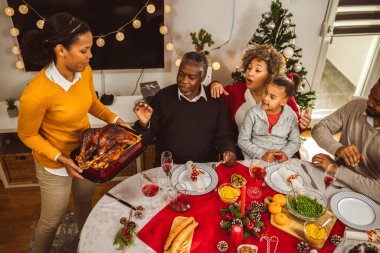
146 4 156 14
10 28 20 37
212 62 221 71
159 25 168 35
96 37 105 47
165 42 173 51
36 19 45 29
175 59 181 67
132 19 141 29
164 4 171 14
115 32 125 41
18 4 28 14
16 60 24 69
11 46 21 55
4 7 15 16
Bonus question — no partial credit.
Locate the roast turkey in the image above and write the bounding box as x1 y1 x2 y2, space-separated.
76 124 140 170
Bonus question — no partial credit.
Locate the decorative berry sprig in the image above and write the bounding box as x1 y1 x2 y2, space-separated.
113 217 137 250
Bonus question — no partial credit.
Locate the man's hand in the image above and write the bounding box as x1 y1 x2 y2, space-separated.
311 153 338 173
210 82 229 98
274 151 288 163
116 118 132 129
335 144 365 166
299 107 311 130
57 155 84 180
222 151 236 167
261 150 276 163
133 102 153 128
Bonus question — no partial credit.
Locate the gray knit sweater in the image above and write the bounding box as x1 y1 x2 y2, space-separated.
238 104 300 160
312 98 380 203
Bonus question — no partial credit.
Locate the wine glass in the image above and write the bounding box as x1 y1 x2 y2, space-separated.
161 151 173 188
323 164 337 198
140 170 160 216
247 160 267 199
168 182 191 212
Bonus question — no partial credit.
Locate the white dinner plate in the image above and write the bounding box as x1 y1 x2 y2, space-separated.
171 163 218 196
264 163 311 194
331 192 380 230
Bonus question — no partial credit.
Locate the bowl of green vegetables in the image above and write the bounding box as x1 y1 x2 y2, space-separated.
286 187 327 221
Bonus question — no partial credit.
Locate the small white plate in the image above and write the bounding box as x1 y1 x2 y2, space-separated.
331 192 380 230
265 164 311 194
171 163 218 196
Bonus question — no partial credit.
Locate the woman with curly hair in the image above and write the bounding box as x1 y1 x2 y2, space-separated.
210 44 310 159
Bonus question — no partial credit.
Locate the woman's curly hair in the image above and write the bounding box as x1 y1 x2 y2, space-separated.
241 44 286 83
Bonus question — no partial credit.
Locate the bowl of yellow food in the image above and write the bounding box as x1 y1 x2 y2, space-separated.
218 183 240 204
304 220 329 247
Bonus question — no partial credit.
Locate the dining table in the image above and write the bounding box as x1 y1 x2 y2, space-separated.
77 158 379 253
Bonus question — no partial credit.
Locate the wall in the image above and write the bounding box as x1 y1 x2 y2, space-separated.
327 35 378 87
0 0 329 100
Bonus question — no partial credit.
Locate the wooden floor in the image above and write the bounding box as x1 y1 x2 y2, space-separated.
0 180 119 253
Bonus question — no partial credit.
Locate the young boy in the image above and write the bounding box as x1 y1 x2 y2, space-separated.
238 75 301 162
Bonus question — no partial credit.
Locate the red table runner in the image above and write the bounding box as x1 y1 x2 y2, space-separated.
138 162 345 252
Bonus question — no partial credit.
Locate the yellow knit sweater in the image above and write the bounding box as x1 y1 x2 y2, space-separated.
18 66 117 168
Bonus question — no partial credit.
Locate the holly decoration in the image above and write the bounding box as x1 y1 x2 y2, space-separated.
296 241 309 253
231 0 316 111
220 201 266 238
113 217 137 250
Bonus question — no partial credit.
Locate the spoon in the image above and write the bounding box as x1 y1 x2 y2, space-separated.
320 215 335 230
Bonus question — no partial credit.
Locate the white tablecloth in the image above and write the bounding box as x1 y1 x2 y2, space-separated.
76 159 359 253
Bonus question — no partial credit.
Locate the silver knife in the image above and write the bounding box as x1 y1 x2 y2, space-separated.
106 192 136 210
301 163 318 189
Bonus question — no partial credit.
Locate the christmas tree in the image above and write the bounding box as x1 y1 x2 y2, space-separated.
232 0 316 110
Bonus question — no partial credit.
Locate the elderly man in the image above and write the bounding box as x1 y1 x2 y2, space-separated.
311 79 380 203
133 51 236 167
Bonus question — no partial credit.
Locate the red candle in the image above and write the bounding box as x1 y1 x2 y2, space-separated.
241 185 246 217
231 224 243 246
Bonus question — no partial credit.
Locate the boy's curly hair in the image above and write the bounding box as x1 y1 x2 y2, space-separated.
241 44 286 83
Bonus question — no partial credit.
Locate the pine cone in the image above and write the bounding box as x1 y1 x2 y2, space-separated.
331 235 342 246
231 218 243 226
133 211 144 220
216 241 229 252
297 241 309 253
259 203 268 212
135 205 145 212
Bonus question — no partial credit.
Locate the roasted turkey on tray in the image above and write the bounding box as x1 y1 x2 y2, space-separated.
76 124 140 170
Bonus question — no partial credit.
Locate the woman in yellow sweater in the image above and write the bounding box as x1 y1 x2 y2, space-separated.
17 13 129 252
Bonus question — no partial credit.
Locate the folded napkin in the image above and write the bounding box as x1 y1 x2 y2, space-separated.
345 228 380 244
186 161 205 192
164 216 198 253
278 167 304 193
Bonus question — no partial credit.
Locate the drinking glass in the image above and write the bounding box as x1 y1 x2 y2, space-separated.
323 164 336 198
140 170 160 216
168 182 191 212
247 160 267 199
161 151 173 188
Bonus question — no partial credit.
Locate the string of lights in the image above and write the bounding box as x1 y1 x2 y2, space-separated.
4 0 231 71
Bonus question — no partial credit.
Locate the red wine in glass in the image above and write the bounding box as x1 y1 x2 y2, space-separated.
162 163 172 176
141 184 159 197
324 175 335 189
